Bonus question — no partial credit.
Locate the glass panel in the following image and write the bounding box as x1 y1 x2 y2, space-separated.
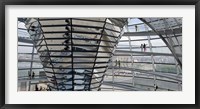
152 47 171 53
155 64 177 74
133 63 153 71
150 39 166 46
154 56 176 63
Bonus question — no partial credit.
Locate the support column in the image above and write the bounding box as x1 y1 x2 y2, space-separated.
28 45 35 91
112 57 115 91
126 24 135 87
145 24 157 91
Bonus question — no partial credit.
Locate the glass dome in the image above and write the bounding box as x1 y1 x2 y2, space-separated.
17 18 182 91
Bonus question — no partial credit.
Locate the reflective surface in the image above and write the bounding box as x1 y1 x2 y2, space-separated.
22 18 127 91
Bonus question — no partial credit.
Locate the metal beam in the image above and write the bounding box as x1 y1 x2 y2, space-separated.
123 28 182 36
108 66 181 82
115 50 181 57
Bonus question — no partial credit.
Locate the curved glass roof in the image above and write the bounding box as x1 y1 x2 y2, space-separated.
17 18 182 91
101 18 182 91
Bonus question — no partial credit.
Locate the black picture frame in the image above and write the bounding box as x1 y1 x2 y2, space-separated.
0 0 199 109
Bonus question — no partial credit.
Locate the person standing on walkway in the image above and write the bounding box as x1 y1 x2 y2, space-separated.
32 72 35 79
35 84 38 91
118 60 121 68
28 71 31 79
143 43 146 52
140 44 143 51
135 25 138 32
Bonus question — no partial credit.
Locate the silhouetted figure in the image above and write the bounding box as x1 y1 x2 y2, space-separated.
135 25 138 32
47 86 51 91
35 84 39 91
155 86 158 91
118 60 121 68
32 72 35 79
140 44 143 51
28 71 31 79
143 43 146 52
154 84 158 91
